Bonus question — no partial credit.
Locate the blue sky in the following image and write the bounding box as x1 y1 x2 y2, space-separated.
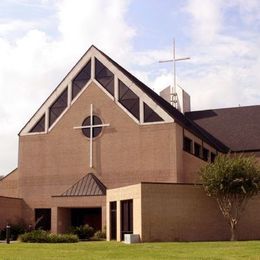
0 0 260 174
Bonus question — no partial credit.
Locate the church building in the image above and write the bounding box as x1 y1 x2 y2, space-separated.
0 45 259 242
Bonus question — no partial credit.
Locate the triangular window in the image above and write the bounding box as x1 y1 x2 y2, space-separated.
95 58 114 96
49 88 68 127
72 60 91 100
119 80 140 120
29 114 45 133
143 102 163 122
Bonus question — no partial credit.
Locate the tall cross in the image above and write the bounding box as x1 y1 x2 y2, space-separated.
73 104 110 168
159 39 190 106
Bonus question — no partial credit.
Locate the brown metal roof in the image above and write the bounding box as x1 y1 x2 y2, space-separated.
60 173 106 197
186 105 260 152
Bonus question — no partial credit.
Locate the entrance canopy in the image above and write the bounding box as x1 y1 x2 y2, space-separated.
59 173 106 197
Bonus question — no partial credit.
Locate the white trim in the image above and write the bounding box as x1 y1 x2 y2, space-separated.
23 131 47 136
21 46 174 136
45 110 49 134
141 121 173 126
48 106 70 132
92 48 173 123
91 55 95 80
139 100 144 124
71 80 92 106
20 47 94 135
68 82 72 106
92 78 115 101
115 98 140 124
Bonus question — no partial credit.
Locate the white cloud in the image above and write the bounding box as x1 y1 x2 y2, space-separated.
184 0 223 43
0 0 135 174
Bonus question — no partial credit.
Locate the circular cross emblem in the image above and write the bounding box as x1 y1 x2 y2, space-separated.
82 115 102 138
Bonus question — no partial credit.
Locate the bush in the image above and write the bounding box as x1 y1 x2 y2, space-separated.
93 230 106 240
19 230 79 243
0 222 27 240
71 224 94 240
48 233 79 243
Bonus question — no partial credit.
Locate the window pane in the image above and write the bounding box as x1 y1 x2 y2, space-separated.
119 80 140 120
49 88 68 127
72 60 91 100
95 58 114 96
183 137 193 153
82 115 102 138
211 152 216 163
30 114 45 133
203 148 209 161
194 143 202 157
110 201 117 240
144 102 163 122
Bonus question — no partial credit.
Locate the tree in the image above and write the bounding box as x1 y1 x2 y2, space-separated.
199 154 260 241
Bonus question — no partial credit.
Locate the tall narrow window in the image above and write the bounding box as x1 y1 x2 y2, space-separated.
95 58 114 96
194 143 202 158
143 102 163 122
72 60 91 100
119 80 140 120
29 114 45 133
211 152 216 163
110 201 117 240
121 200 133 241
49 88 68 127
183 137 193 153
202 148 209 161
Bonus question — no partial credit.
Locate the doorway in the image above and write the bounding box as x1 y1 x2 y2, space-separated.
120 200 133 240
71 208 101 231
110 201 117 240
35 208 51 230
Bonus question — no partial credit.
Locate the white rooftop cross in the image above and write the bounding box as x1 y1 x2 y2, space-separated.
159 38 190 107
73 104 110 168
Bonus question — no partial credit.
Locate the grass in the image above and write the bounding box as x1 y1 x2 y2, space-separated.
0 241 259 259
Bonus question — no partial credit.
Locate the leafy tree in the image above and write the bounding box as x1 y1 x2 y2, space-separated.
199 154 260 241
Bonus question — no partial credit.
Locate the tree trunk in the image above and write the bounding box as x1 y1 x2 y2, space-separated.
230 222 237 241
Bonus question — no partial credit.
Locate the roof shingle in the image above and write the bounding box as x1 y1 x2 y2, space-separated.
186 105 260 152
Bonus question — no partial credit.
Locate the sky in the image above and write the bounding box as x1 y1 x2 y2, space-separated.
0 0 260 175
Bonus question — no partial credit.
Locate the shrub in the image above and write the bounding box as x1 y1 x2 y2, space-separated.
71 224 94 240
0 222 27 240
48 233 79 243
19 230 79 243
93 230 106 240
19 230 49 243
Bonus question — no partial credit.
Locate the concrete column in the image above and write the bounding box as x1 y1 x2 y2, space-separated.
102 205 106 231
106 202 110 241
116 200 121 242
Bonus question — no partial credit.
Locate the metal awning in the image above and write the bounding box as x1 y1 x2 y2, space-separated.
60 173 106 197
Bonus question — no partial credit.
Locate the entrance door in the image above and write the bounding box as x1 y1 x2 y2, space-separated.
110 201 117 240
121 199 133 240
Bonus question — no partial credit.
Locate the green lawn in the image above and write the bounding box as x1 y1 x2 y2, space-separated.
0 241 259 260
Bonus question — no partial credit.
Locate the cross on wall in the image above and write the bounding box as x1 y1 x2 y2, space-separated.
73 104 110 168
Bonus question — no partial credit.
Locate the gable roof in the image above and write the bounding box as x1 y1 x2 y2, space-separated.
96 47 229 153
19 45 229 152
59 173 106 197
186 105 260 152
